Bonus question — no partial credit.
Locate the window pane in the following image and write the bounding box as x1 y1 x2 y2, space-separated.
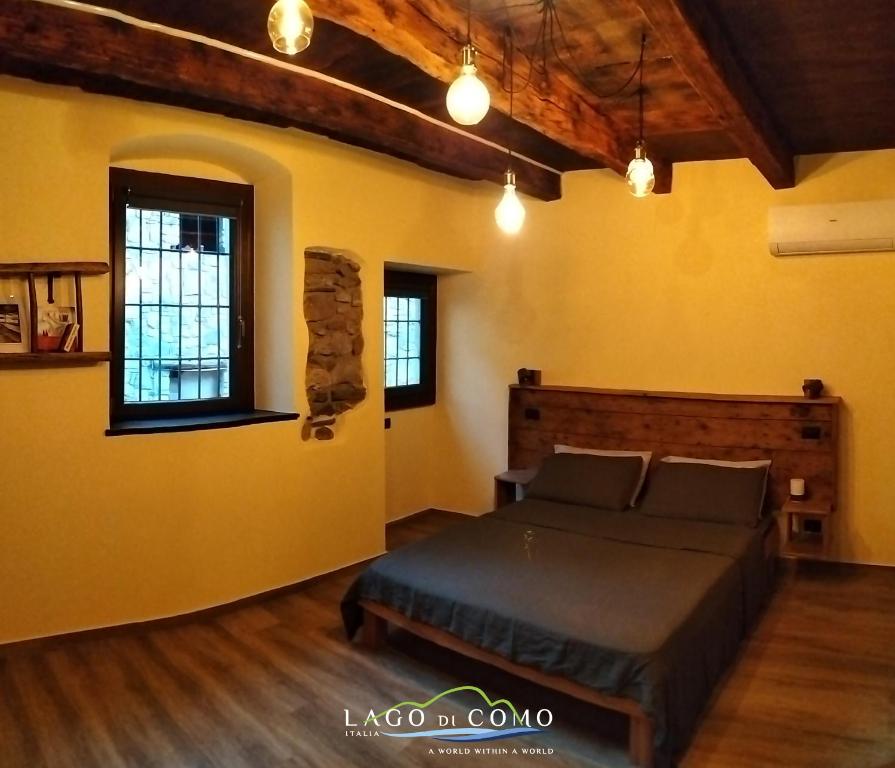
396 358 408 387
181 306 199 358
180 215 200 251
398 298 409 321
160 307 180 359
125 248 142 304
408 322 421 358
159 361 178 401
385 358 397 388
124 305 140 358
126 208 141 247
219 308 230 354
161 250 180 306
140 250 160 305
124 359 140 403
409 298 421 322
397 321 408 357
141 305 160 359
385 296 398 321
177 360 200 400
161 212 181 251
198 362 223 400
385 321 397 359
408 358 421 386
220 363 231 398
219 217 231 255
140 361 160 402
218 253 230 307
200 252 219 306
181 247 199 306
199 215 218 253
201 307 219 358
169 362 183 401
141 210 161 248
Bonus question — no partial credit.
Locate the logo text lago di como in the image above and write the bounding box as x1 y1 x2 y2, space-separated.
344 685 554 745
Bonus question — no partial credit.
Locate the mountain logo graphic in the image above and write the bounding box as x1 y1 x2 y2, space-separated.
357 685 552 742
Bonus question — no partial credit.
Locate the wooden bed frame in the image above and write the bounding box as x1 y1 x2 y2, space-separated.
360 600 657 764
360 386 840 768
360 526 779 768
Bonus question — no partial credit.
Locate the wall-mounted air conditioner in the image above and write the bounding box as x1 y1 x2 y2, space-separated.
768 200 895 256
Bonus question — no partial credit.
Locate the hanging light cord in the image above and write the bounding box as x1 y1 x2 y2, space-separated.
485 0 645 101
546 1 644 100
466 0 472 45
507 26 516 169
637 32 646 142
499 5 547 97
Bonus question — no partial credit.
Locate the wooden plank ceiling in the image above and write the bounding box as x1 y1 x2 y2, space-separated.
0 0 890 198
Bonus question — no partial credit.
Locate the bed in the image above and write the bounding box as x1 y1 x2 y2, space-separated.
343 386 840 768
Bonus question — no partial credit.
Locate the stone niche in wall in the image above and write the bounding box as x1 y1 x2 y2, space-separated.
303 247 366 440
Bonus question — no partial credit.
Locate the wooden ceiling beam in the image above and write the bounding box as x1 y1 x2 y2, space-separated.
634 0 794 189
0 0 561 200
315 0 631 175
652 158 674 195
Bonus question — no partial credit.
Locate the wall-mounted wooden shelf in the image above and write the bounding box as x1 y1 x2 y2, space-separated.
0 261 110 366
0 352 111 367
0 262 110 276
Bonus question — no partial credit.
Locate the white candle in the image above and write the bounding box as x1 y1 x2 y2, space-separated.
790 478 806 497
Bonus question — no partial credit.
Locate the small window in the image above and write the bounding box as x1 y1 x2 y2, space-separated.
384 270 437 411
109 168 254 423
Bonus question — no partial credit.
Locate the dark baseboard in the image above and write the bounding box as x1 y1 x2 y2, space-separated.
388 508 466 525
0 554 378 658
0 509 464 657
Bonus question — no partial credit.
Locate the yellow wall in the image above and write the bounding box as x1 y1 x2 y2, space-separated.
431 151 895 567
2 74 894 644
0 76 493 644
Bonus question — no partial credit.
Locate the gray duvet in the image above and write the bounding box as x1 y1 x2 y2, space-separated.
342 499 774 767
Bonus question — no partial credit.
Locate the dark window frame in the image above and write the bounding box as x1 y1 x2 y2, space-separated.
384 270 437 412
109 168 255 424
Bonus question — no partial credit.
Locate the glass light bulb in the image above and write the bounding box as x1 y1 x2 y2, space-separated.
495 177 526 235
446 47 490 126
268 0 314 55
626 145 655 198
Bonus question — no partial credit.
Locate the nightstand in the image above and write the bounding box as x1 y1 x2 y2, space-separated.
781 499 833 559
494 468 538 508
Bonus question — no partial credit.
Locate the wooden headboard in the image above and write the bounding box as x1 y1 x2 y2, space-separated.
508 385 841 510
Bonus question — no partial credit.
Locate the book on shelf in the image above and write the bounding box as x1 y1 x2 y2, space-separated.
61 322 80 352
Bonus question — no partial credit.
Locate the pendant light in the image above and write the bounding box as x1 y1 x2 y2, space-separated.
268 0 314 56
495 31 525 235
626 34 656 198
495 166 526 235
446 0 491 126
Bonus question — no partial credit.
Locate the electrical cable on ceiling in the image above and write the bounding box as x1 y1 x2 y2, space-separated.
482 0 646 101
499 5 548 96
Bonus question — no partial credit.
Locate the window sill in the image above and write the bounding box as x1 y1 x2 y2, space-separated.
385 401 437 413
106 409 299 437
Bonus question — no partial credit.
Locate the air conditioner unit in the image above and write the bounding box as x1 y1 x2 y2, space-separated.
768 200 895 256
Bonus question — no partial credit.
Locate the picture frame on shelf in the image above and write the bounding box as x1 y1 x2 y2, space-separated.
0 295 28 353
35 301 77 352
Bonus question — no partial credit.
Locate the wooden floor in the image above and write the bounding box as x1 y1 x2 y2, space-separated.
2 510 894 768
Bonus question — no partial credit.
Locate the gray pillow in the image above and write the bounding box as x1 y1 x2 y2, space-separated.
526 453 644 511
639 461 769 527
